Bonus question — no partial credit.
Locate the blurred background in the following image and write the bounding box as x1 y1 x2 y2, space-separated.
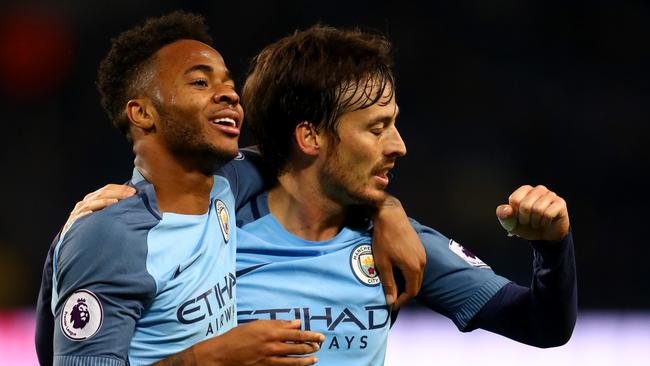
0 0 648 364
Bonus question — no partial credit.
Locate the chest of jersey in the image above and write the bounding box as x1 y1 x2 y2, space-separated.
236 220 390 365
129 194 237 364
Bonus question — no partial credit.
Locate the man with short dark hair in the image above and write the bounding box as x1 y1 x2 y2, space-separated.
40 22 577 366
36 12 325 366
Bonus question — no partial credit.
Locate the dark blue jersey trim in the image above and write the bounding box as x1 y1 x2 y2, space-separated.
236 263 270 277
251 196 262 221
466 231 577 348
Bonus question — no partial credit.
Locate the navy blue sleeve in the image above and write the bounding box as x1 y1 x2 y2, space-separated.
52 200 158 366
37 180 140 366
410 220 511 330
35 231 60 366
216 148 266 210
466 231 577 348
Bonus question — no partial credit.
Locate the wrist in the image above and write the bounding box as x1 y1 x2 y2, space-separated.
189 339 218 366
530 229 572 253
372 196 403 217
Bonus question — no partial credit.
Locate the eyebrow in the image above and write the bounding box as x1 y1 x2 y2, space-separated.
184 64 233 82
375 105 400 124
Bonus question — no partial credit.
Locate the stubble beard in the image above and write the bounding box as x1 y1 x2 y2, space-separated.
157 104 237 175
320 148 388 207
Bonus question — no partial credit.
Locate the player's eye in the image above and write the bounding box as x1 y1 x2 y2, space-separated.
370 126 385 136
191 79 209 87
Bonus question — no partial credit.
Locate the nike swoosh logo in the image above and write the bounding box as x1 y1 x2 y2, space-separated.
236 263 269 277
173 254 201 279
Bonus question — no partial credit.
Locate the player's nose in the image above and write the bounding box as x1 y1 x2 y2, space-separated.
213 86 240 107
385 126 407 158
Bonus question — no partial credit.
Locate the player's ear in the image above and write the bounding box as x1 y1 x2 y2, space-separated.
294 121 321 156
126 98 157 131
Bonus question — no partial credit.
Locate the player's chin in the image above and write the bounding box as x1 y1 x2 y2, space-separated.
211 137 240 159
356 188 388 206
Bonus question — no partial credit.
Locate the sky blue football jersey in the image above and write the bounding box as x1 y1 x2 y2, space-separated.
41 149 510 366
51 169 238 366
235 192 511 365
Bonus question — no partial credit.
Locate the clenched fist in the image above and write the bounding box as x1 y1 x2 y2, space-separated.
496 185 570 241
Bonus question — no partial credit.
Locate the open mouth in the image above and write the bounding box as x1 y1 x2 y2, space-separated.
210 117 240 136
212 117 237 127
374 171 390 186
373 165 394 187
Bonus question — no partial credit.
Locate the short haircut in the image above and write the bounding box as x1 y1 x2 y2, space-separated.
96 11 213 143
242 25 395 177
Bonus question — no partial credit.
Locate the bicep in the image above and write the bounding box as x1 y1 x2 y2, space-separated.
410 220 510 329
52 225 154 364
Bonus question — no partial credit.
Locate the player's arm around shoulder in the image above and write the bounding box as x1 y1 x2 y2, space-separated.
150 320 325 366
53 206 158 366
371 195 427 309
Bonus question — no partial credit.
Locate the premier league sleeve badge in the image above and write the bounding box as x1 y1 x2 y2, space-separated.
60 289 103 341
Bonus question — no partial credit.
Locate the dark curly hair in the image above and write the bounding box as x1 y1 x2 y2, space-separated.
96 11 213 143
242 25 395 177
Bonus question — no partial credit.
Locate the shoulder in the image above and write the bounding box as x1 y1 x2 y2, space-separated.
53 196 158 311
408 218 450 247
216 148 262 179
65 194 158 239
57 195 160 272
408 217 494 269
216 148 265 204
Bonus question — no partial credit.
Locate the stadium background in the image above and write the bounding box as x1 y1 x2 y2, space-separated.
0 0 648 364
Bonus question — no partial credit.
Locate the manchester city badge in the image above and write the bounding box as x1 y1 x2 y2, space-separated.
214 199 230 243
350 243 380 286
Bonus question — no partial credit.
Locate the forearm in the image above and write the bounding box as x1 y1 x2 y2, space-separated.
371 194 403 214
468 232 577 347
150 347 197 366
370 195 426 307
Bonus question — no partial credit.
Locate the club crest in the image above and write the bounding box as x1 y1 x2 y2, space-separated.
60 289 103 341
215 199 230 243
350 243 380 286
448 239 490 268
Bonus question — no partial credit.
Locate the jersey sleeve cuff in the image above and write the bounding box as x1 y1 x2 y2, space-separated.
455 275 511 330
529 228 574 261
54 355 126 366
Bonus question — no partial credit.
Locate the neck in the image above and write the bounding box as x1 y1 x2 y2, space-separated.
134 140 216 214
268 167 347 241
